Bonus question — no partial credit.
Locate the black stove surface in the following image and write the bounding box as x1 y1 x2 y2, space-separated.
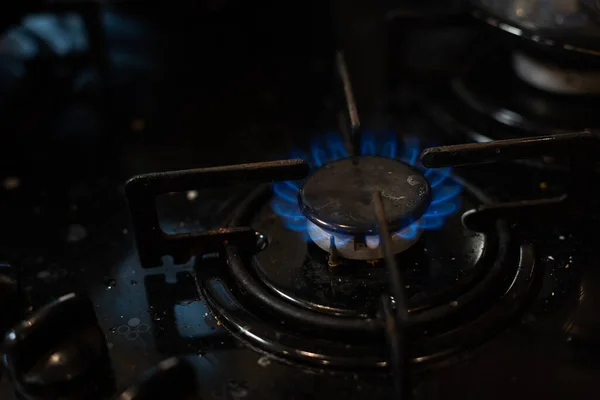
1 2 600 399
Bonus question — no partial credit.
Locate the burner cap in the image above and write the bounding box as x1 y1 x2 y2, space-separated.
299 156 431 234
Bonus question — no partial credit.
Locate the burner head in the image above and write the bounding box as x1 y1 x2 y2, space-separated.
299 156 431 234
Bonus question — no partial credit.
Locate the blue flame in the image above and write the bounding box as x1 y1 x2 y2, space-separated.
271 131 462 243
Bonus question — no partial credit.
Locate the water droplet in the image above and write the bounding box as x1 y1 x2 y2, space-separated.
150 311 165 322
104 278 117 290
449 300 458 307
257 356 271 367
130 280 138 286
204 313 220 330
186 190 199 201
109 326 117 333
255 232 268 251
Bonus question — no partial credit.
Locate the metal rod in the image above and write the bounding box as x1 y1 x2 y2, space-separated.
336 51 361 156
373 191 410 399
380 294 405 400
420 131 599 168
328 235 341 268
461 195 567 232
373 191 409 321
125 159 309 267
126 159 309 195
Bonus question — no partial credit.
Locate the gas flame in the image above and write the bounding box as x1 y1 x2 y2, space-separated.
271 131 462 243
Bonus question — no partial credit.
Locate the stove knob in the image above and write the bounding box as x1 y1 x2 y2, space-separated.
2 293 111 400
118 357 199 400
0 263 20 335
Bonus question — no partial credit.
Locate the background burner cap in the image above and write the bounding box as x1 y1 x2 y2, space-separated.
299 156 431 234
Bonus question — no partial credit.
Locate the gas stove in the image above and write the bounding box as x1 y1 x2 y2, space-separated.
2 2 600 399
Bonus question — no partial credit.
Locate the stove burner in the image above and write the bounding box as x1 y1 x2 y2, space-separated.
426 46 600 142
195 175 537 370
299 156 430 259
299 157 431 234
122 140 540 377
513 51 600 95
271 132 462 259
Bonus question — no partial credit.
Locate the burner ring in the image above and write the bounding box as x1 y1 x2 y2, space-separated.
197 179 539 370
299 156 431 234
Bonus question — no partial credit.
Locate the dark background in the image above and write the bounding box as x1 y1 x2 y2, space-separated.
7 2 589 399
0 0 471 260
